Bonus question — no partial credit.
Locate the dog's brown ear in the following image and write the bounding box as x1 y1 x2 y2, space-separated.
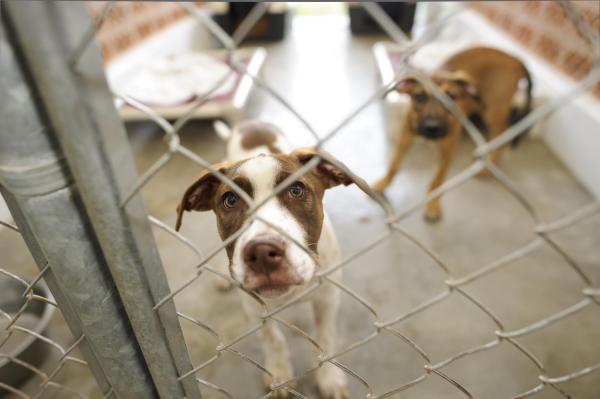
292 148 354 189
175 163 229 231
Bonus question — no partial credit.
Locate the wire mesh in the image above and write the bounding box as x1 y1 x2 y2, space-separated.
0 220 113 399
71 1 600 398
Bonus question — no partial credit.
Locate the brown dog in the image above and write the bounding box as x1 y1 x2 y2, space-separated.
373 47 532 222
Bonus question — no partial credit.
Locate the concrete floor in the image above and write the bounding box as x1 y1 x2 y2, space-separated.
2 11 599 399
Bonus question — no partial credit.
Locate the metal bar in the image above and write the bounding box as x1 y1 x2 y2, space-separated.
0 14 153 399
1 191 114 399
4 2 200 398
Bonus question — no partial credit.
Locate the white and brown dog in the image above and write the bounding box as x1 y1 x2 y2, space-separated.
176 120 350 398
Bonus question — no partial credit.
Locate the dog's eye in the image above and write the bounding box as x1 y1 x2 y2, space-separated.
222 192 238 208
414 92 428 103
288 182 304 198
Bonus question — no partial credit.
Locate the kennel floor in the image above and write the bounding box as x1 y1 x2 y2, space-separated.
2 12 599 399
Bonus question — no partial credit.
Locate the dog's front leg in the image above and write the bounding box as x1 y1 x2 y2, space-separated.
478 106 512 177
259 319 294 398
425 127 461 222
373 117 415 193
313 284 347 399
241 296 293 398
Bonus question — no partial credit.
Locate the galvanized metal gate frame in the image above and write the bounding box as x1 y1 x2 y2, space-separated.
2 2 199 398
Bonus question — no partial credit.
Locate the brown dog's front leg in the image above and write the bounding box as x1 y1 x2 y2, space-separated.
373 123 415 193
478 106 511 177
425 129 460 222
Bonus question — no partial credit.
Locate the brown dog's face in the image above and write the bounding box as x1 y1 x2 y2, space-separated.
394 72 483 140
176 149 352 298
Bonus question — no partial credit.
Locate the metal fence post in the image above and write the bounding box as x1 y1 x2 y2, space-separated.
0 14 156 399
3 2 201 398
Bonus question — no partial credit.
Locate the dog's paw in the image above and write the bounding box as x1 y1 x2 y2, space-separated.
424 206 441 223
269 387 291 399
263 361 294 398
476 168 492 178
316 363 348 399
214 277 234 292
371 182 386 194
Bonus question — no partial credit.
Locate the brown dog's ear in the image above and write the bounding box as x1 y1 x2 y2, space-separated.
175 163 229 231
292 148 354 189
393 77 419 94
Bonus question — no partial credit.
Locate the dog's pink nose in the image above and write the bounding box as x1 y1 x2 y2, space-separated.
243 239 285 273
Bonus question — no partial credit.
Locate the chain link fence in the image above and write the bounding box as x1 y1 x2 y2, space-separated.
1 1 599 398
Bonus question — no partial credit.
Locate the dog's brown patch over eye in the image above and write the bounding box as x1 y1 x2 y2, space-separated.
276 172 324 252
213 176 253 258
176 164 255 259
271 149 352 253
